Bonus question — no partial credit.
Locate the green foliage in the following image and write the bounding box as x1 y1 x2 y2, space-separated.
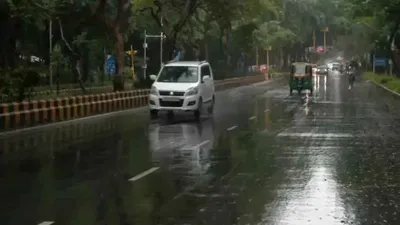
363 72 400 93
253 21 296 49
2 0 394 100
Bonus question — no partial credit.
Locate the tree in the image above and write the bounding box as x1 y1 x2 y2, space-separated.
95 0 132 91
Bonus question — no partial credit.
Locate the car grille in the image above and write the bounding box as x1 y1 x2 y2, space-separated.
159 99 184 107
159 91 185 96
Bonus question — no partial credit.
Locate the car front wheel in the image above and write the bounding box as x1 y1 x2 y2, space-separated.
194 98 202 121
150 109 158 119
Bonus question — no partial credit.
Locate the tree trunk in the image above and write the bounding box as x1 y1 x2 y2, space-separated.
114 25 125 91
75 58 86 93
388 22 400 76
204 42 209 61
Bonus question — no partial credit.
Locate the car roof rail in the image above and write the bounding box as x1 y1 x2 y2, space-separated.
200 60 207 64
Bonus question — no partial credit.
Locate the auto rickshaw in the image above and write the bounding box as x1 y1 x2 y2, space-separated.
289 62 313 95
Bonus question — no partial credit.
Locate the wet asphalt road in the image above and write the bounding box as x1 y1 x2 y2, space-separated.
1 74 400 225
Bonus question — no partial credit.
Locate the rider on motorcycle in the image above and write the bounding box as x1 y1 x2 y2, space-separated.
346 63 356 89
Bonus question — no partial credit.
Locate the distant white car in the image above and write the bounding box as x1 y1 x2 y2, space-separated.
148 61 215 120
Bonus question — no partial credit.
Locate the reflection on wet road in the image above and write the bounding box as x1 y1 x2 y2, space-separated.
1 75 400 225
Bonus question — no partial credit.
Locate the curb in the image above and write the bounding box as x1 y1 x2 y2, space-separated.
369 79 400 97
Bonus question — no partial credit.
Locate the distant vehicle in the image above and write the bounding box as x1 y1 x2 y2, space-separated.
259 64 268 72
289 62 314 95
332 65 340 71
316 46 324 52
327 62 340 70
148 61 215 120
316 65 328 75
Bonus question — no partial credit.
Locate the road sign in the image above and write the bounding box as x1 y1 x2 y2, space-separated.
374 58 386 66
106 55 116 74
126 50 137 55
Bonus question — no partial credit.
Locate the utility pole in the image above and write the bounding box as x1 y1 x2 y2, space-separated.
256 47 259 67
130 45 135 84
49 20 53 88
143 29 166 78
373 54 375 73
143 30 147 79
160 16 164 67
266 46 271 79
312 29 316 49
266 46 271 69
321 27 329 53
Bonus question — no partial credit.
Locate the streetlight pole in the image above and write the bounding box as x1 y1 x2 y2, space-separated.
143 30 147 79
160 16 163 68
49 20 53 88
256 47 259 67
321 27 328 52
266 46 271 68
266 46 271 79
312 29 316 49
143 30 166 79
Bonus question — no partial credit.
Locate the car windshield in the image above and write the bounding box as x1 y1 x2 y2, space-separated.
294 65 306 74
157 66 198 83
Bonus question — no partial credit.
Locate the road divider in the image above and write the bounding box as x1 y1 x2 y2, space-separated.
0 74 279 131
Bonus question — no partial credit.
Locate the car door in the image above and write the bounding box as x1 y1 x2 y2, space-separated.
200 65 212 102
207 64 215 96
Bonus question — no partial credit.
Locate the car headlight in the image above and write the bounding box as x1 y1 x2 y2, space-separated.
150 86 158 95
185 87 198 96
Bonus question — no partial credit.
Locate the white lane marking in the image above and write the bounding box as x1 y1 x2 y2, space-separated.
249 116 256 120
277 132 352 137
128 167 159 182
181 140 211 150
38 222 54 225
186 193 224 198
227 125 237 131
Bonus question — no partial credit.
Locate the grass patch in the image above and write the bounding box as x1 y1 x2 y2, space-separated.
363 72 400 93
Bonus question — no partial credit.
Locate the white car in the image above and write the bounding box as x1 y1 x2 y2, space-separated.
148 61 215 120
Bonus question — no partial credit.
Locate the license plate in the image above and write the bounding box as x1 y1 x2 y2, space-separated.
162 97 180 102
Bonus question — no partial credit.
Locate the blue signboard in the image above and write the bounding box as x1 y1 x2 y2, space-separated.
106 55 116 74
374 58 386 66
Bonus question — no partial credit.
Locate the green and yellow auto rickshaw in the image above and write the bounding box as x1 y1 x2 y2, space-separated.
289 62 313 95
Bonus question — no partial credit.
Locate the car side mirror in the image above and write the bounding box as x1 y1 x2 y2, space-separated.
149 74 157 80
202 75 210 82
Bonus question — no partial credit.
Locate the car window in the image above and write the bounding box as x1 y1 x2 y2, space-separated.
294 65 306 74
201 65 211 78
157 66 198 83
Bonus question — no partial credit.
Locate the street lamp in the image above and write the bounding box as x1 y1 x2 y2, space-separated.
265 46 272 69
143 30 166 78
321 27 329 52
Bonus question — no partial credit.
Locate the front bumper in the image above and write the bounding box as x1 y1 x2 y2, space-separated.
149 94 200 111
